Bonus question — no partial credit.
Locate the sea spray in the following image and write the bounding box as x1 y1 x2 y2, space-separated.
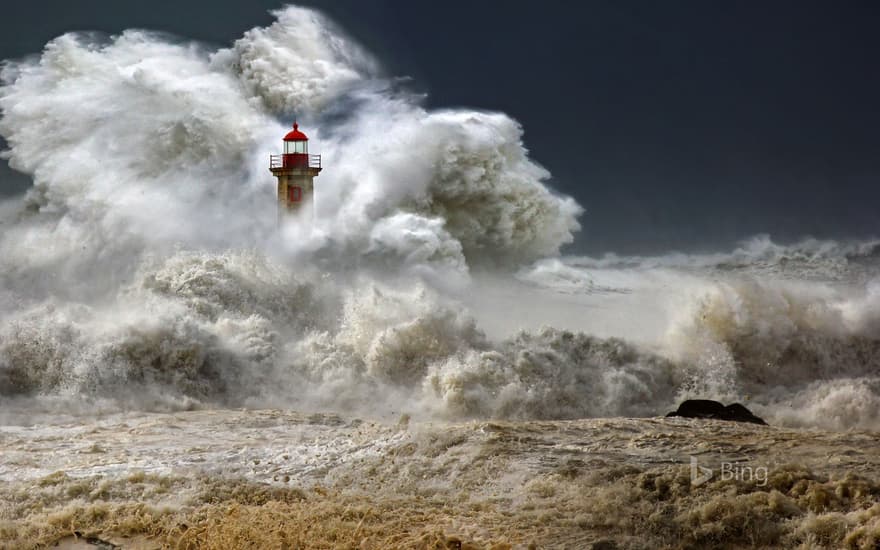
1 6 879 431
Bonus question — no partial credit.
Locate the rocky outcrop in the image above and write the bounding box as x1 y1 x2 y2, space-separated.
666 399 767 425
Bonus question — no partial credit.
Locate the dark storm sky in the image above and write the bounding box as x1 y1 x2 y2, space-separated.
1 1 879 254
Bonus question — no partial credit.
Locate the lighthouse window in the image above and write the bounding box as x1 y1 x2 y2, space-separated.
284 140 308 154
289 186 302 202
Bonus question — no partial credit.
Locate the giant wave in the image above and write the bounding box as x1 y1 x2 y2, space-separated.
1 6 879 431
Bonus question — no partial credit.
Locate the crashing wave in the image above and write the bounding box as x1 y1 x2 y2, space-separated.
1 6 880 430
0 6 580 275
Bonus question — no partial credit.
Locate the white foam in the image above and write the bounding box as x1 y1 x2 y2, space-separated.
2 7 880 430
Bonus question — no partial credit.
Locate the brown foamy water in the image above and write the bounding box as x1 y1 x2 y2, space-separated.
2 409 879 549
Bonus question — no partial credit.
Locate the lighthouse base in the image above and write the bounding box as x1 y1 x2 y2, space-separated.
271 166 321 225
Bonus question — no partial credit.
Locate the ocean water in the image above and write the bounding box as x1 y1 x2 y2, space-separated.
1 6 879 549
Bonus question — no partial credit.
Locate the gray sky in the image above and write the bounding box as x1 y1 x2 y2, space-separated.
2 1 879 254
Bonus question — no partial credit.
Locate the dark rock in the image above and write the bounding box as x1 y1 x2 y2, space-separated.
666 399 767 425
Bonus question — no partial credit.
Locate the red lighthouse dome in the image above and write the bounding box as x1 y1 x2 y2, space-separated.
270 121 321 171
283 122 308 141
280 121 311 156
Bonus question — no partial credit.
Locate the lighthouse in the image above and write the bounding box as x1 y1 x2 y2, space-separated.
270 122 322 224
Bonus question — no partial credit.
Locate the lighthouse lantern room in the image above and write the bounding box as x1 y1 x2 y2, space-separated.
270 122 322 223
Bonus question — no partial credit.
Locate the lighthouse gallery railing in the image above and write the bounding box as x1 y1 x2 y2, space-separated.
270 154 322 169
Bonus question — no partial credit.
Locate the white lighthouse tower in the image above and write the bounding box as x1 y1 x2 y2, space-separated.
270 122 322 224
